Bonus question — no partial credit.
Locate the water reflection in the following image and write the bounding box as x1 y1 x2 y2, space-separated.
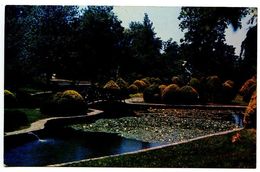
4 132 163 166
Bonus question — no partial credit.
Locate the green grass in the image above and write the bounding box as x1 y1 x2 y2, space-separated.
16 108 46 124
64 129 256 168
4 108 47 131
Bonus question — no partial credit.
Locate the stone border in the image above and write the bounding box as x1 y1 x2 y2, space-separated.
4 108 103 136
49 127 243 167
125 98 247 110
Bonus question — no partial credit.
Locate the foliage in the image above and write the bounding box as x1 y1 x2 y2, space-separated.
239 25 257 81
178 7 249 79
221 80 236 103
239 77 256 102
4 109 29 132
123 13 162 76
179 85 199 104
244 91 256 128
143 84 161 103
188 77 201 92
116 78 129 89
205 75 222 102
171 76 184 87
41 90 87 116
161 84 180 104
128 84 139 94
133 80 148 91
4 89 17 108
103 80 120 90
159 84 167 95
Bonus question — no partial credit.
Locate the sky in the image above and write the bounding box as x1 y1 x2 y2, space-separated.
113 6 253 55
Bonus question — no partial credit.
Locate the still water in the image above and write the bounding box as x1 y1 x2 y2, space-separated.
4 131 161 166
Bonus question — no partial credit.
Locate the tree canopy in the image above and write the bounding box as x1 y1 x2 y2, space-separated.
5 6 256 89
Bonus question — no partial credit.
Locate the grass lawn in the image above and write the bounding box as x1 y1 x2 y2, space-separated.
64 129 256 168
16 108 46 124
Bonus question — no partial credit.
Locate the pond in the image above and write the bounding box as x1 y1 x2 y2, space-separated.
4 130 161 166
4 108 244 167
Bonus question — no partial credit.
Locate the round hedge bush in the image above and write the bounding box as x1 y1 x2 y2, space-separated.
244 91 256 128
103 80 120 90
4 110 29 132
189 78 201 92
179 85 199 104
4 89 17 108
116 78 129 89
133 80 148 91
143 84 161 103
221 80 236 103
41 90 87 116
161 84 180 104
205 75 222 102
239 77 256 102
128 84 139 94
159 84 167 95
171 76 184 87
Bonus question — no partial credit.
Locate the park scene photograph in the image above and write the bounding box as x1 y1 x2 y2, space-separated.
3 4 257 168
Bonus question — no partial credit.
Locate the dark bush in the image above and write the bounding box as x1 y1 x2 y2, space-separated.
239 77 256 102
161 84 180 104
171 76 184 87
103 80 120 90
189 78 201 93
4 90 17 108
244 91 256 128
221 80 236 103
128 84 139 94
205 75 222 102
159 84 167 95
133 80 148 91
143 84 161 103
41 90 87 116
116 78 129 89
179 85 199 104
4 110 29 132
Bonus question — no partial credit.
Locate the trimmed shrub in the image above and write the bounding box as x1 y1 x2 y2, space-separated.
222 80 236 103
179 85 199 104
143 84 161 103
161 84 180 104
4 110 29 132
116 78 129 89
103 80 120 90
206 75 222 102
188 78 201 93
4 90 17 108
171 76 184 87
141 77 151 86
244 91 256 128
133 80 148 91
128 84 139 94
239 78 256 102
159 84 167 95
41 90 87 116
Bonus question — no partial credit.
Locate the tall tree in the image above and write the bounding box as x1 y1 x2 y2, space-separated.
76 6 124 81
124 13 162 77
178 7 249 79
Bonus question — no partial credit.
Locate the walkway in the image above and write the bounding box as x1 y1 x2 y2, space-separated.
4 108 103 136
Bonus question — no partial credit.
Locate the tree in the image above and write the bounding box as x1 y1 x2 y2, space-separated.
178 7 249 79
5 5 80 88
5 6 35 87
239 8 257 82
124 13 162 77
76 6 124 81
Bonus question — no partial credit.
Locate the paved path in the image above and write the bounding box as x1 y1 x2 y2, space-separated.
4 109 103 136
